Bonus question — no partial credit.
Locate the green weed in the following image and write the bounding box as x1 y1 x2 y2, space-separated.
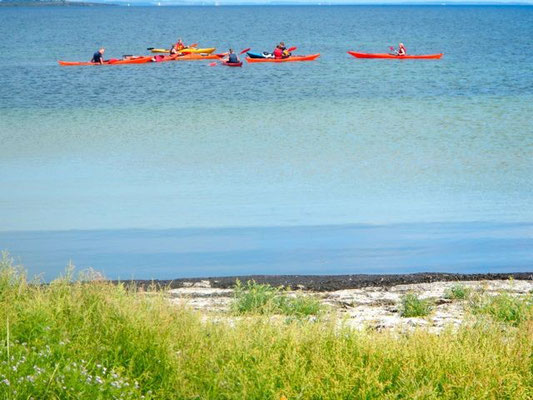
469 292 533 326
232 280 323 316
400 293 433 317
445 284 472 300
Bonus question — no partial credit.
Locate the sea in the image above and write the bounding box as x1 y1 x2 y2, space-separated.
0 5 532 280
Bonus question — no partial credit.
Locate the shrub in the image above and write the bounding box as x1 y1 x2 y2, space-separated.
400 293 433 317
232 280 323 316
445 284 472 300
469 292 533 326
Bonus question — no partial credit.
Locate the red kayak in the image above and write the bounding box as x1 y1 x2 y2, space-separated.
348 51 443 60
221 61 243 67
58 56 153 66
246 54 320 63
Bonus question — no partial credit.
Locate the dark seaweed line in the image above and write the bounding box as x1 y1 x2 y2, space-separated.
116 272 533 292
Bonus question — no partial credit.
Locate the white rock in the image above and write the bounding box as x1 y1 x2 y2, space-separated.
167 279 533 333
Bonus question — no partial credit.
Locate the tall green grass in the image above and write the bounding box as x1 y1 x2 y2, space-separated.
1 254 532 399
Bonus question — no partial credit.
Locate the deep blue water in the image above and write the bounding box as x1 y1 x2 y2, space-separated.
1 222 532 281
1 6 532 279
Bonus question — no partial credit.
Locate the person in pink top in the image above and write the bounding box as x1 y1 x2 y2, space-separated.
397 43 407 56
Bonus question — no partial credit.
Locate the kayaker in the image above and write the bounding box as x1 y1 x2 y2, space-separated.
91 48 105 64
223 48 240 64
397 43 406 56
273 42 287 59
174 39 186 51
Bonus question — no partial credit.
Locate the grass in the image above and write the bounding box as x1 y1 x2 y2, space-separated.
400 293 433 317
1 254 532 399
469 291 533 327
231 280 323 317
445 284 472 300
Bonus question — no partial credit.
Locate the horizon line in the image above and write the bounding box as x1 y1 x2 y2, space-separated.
66 1 533 5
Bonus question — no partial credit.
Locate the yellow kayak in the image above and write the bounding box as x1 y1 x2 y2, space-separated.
150 47 216 54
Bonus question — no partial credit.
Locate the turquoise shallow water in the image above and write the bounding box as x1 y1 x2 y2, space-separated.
1 6 532 278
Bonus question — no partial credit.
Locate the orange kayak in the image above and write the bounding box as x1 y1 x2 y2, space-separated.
246 54 320 63
173 53 224 61
58 56 153 66
348 51 443 60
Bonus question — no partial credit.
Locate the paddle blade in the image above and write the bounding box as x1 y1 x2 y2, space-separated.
239 47 251 55
147 47 154 50
208 62 218 66
389 46 395 51
189 43 198 48
287 46 297 52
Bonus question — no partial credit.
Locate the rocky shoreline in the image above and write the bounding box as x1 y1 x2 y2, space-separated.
166 277 533 333
129 271 533 291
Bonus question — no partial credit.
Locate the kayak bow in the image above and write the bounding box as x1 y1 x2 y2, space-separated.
347 51 443 60
221 61 243 67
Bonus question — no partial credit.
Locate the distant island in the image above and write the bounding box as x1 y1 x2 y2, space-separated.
0 0 114 6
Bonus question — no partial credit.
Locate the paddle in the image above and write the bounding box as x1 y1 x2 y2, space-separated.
209 48 250 66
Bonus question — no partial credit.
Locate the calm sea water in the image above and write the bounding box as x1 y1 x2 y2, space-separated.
1 5 532 279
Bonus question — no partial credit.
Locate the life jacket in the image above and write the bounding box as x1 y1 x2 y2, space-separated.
273 47 283 59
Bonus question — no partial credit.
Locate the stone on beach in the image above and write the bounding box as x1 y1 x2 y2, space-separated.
167 279 533 333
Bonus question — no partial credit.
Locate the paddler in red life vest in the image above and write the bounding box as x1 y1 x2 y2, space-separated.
273 42 291 59
169 39 186 56
397 43 406 56
173 39 186 52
